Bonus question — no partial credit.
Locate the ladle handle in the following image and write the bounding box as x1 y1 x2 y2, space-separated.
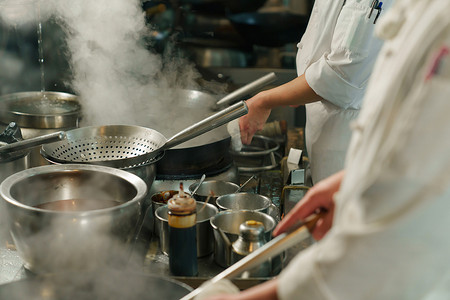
163 101 248 150
0 131 66 153
180 212 325 300
216 73 277 107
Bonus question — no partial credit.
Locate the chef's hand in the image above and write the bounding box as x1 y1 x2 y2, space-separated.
273 170 345 240
202 279 279 300
239 92 272 145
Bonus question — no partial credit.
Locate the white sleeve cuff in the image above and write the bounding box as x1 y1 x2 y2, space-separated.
305 57 366 109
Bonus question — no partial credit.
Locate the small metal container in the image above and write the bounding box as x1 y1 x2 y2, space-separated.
210 210 276 267
231 220 271 277
189 180 239 206
155 201 218 257
216 192 276 214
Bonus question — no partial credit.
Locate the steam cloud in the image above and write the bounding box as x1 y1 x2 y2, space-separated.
0 0 223 130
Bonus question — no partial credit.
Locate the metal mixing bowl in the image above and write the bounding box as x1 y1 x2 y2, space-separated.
0 164 148 274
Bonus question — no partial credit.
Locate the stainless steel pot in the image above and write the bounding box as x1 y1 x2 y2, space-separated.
155 201 218 257
0 164 148 273
216 192 277 215
0 91 81 167
188 180 239 206
210 210 276 267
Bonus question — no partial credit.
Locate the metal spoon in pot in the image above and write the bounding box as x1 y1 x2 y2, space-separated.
234 175 256 193
191 174 206 196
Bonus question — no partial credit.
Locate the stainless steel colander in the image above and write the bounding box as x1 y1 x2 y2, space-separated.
41 101 248 169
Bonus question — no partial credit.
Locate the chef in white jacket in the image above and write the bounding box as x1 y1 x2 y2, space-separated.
200 0 450 298
239 0 392 184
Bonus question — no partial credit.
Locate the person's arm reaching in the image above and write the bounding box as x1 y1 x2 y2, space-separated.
239 75 322 145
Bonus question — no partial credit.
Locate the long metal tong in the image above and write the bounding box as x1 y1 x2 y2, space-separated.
180 212 324 300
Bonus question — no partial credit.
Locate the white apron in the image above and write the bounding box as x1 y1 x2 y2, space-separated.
279 0 450 298
296 0 391 183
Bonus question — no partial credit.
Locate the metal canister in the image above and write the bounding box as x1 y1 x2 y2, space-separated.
167 184 198 276
231 220 271 278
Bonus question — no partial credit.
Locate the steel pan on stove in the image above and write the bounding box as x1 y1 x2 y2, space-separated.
145 89 233 176
0 270 192 300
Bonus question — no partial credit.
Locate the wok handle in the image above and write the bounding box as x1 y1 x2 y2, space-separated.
0 131 66 153
180 212 324 300
163 101 248 150
216 72 277 107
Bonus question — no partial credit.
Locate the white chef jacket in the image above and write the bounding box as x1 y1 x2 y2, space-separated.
297 0 392 183
279 0 450 299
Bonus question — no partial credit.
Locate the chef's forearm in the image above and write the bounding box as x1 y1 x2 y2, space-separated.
254 75 323 109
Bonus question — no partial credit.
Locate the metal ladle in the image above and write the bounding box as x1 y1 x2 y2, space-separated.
191 174 206 196
234 175 256 193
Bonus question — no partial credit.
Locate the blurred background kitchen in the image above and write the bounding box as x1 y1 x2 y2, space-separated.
0 0 311 127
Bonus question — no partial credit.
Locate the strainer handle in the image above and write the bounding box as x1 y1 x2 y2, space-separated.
163 100 248 150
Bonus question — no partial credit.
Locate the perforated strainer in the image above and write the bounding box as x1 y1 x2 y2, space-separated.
41 101 248 169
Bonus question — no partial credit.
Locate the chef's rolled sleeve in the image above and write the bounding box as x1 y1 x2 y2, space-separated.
305 55 367 109
304 0 388 110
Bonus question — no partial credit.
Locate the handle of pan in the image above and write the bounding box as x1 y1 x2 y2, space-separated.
215 72 277 107
162 100 248 150
0 131 66 154
179 212 325 300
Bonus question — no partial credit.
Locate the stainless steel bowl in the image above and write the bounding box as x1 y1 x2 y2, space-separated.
189 180 239 206
0 164 148 273
210 210 276 267
155 201 218 257
216 192 274 214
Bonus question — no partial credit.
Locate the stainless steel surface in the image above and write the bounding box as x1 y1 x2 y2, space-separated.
0 131 65 154
189 180 240 206
0 91 81 129
181 215 316 300
210 210 276 268
230 221 271 277
216 72 277 106
231 135 281 173
0 91 81 167
41 100 248 169
0 164 147 273
155 202 218 257
216 193 273 214
231 135 280 157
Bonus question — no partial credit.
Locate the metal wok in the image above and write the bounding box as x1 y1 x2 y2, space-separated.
0 270 192 300
144 75 276 176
